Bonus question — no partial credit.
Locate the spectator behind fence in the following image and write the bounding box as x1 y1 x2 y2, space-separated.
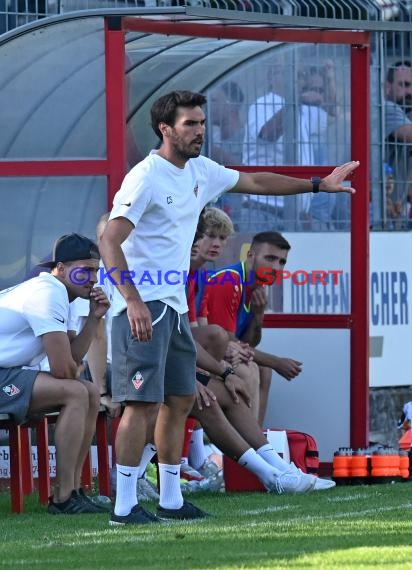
207 81 245 227
0 233 110 514
383 162 403 229
99 88 358 527
385 60 412 224
242 62 335 229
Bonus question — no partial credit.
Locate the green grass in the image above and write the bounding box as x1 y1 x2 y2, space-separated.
1 483 412 569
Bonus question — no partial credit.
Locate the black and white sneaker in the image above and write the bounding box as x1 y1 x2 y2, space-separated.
109 504 161 526
48 490 103 515
156 500 209 521
77 489 111 512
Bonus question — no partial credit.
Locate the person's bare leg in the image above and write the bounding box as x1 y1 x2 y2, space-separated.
112 401 160 516
207 378 267 450
155 394 195 510
155 394 195 464
258 366 272 428
116 402 159 467
28 374 90 502
192 324 229 362
73 380 101 488
190 398 250 459
193 381 332 493
235 361 260 419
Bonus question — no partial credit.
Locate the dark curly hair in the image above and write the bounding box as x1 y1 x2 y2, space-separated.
151 90 207 141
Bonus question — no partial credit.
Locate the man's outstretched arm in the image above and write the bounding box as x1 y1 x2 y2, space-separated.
229 160 359 196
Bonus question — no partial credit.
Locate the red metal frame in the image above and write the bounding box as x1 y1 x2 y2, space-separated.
0 15 370 450
105 19 127 209
349 44 370 448
122 17 369 45
121 17 370 449
0 160 108 177
263 314 352 328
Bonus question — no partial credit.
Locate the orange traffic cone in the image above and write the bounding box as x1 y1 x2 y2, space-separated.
399 428 412 451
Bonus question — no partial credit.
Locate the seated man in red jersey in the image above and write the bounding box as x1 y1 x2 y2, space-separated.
197 231 303 426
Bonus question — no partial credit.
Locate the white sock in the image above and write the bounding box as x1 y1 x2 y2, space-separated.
114 464 139 516
137 443 157 479
189 428 208 470
256 443 290 473
158 463 184 510
180 457 189 466
238 448 281 488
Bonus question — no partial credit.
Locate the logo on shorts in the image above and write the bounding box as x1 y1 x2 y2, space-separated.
193 182 198 197
3 384 20 397
132 371 144 391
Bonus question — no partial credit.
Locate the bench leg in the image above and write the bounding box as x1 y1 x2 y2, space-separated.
36 418 51 504
96 412 110 496
111 416 121 467
21 427 34 496
8 425 24 513
81 452 92 491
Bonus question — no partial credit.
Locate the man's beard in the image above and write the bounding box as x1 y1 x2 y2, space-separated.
169 131 203 161
174 143 202 161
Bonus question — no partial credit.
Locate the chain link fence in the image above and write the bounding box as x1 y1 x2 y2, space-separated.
1 0 411 34
1 1 412 230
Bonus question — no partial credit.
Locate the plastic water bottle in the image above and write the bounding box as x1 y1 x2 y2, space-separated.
332 448 351 484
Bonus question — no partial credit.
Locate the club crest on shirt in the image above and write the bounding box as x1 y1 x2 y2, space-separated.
132 371 144 391
3 384 20 397
193 182 199 197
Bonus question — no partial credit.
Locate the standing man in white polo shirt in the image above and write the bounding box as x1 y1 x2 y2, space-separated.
99 90 359 526
0 233 110 514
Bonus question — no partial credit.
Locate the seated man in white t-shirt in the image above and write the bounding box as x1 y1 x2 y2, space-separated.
0 233 110 514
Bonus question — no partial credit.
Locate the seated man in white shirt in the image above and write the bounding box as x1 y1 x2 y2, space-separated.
0 233 110 514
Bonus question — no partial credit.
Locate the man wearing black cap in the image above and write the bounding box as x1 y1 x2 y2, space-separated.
0 233 110 514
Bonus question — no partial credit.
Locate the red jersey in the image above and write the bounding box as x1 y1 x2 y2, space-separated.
203 269 252 334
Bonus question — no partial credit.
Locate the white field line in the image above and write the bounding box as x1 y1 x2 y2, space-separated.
327 492 383 503
240 505 298 516
237 502 412 523
287 502 412 523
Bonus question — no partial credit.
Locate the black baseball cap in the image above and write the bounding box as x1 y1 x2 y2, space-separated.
40 233 100 268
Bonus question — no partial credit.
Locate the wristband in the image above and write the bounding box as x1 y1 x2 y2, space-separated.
310 176 322 193
220 367 235 382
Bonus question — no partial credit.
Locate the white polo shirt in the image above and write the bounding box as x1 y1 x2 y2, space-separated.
109 151 239 315
0 272 76 368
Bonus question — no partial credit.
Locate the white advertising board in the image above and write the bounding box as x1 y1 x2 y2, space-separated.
279 232 412 387
0 446 111 479
261 328 351 462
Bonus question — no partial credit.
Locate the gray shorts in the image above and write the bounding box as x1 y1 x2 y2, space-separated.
0 367 40 425
111 301 196 403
